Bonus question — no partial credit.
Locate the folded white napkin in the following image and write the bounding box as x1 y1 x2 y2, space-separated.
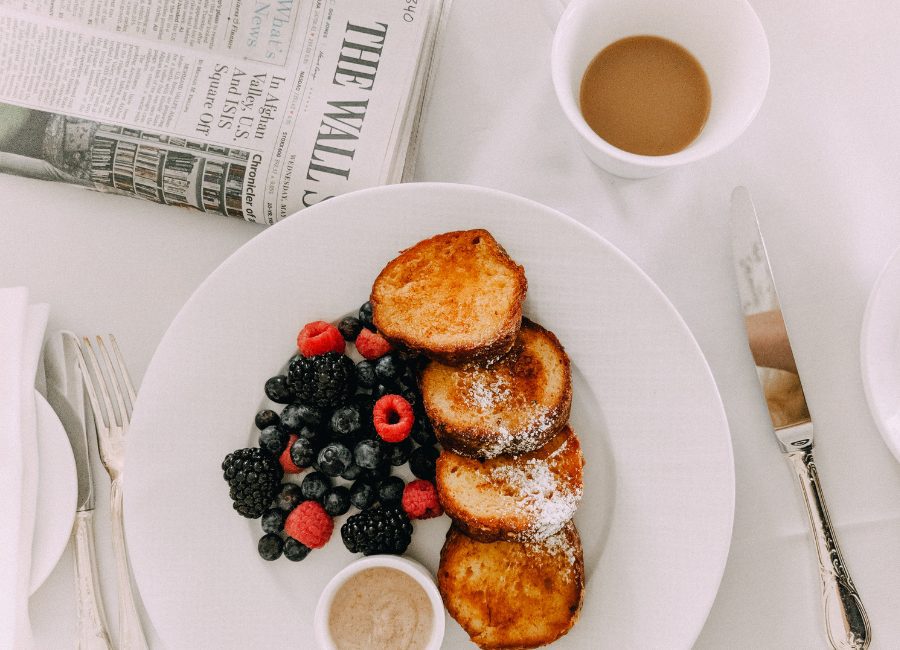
0 287 48 650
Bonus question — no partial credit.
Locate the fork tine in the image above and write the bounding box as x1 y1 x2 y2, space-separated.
108 334 137 413
81 337 119 429
72 337 112 431
96 336 129 426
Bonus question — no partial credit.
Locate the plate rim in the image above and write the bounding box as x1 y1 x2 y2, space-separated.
860 242 900 463
124 181 734 647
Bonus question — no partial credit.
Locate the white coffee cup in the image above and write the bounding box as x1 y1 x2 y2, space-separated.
549 0 770 178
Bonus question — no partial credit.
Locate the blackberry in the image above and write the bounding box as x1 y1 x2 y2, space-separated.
222 448 283 518
358 301 374 328
322 486 351 516
317 442 353 477
300 471 331 502
264 375 294 404
409 445 439 481
350 478 377 510
355 360 377 389
341 505 413 555
337 316 363 341
289 437 316 468
260 508 285 534
378 476 405 504
274 482 304 511
283 538 311 562
255 409 279 430
259 425 288 454
258 533 284 561
288 352 356 409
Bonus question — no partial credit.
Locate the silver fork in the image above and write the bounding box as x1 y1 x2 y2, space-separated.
74 335 149 650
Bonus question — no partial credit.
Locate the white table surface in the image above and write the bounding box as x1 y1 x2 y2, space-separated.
4 0 900 647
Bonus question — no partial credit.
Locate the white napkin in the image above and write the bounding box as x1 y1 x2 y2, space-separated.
0 287 48 650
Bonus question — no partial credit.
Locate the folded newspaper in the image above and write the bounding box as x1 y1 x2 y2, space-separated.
0 0 450 225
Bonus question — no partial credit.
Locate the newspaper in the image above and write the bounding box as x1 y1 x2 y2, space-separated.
0 0 449 224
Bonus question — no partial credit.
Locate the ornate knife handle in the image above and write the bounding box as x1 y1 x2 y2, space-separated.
72 510 112 650
784 447 871 649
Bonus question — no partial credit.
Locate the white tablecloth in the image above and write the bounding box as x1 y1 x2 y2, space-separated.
3 0 900 647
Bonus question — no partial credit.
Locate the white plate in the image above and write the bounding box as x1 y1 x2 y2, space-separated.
861 244 900 463
124 183 734 648
31 390 77 594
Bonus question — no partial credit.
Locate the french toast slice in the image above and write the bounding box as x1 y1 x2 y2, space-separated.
370 229 527 365
421 319 572 459
438 521 585 649
435 425 584 542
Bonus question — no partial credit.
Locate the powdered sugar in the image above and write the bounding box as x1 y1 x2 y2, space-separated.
486 436 583 541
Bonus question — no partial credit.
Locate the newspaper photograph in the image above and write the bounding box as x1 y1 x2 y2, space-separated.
0 0 448 224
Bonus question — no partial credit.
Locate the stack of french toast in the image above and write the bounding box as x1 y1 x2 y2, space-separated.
371 229 585 649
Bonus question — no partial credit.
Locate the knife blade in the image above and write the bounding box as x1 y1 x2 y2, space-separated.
730 187 871 650
43 332 112 649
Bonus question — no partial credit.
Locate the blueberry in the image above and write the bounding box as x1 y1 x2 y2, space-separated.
374 354 403 383
261 508 285 533
368 459 391 481
274 483 304 511
341 462 365 481
322 486 351 516
283 537 311 561
296 424 322 443
350 478 377 510
410 417 436 446
355 360 377 388
409 445 439 481
258 533 283 561
330 405 362 438
259 425 288 454
395 381 419 407
354 439 384 470
265 375 294 404
280 403 323 433
317 442 353 477
338 316 363 341
255 409 279 430
386 438 413 466
378 476 405 504
373 384 392 399
300 472 331 502
358 301 374 328
290 437 316 468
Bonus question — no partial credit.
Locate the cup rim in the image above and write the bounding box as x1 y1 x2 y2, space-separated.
550 0 770 170
313 555 446 650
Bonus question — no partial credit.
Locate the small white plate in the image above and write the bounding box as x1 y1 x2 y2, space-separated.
30 390 77 593
861 245 900 463
124 183 734 648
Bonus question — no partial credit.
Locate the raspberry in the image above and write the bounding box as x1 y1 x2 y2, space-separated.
355 328 392 360
297 321 345 356
279 434 303 473
284 500 333 549
401 479 443 520
373 394 414 442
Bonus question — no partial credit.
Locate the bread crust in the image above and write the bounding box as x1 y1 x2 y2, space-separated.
422 319 572 459
435 426 584 542
438 521 585 649
370 229 527 365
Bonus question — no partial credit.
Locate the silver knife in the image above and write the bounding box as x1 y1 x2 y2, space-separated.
44 332 112 650
730 187 871 650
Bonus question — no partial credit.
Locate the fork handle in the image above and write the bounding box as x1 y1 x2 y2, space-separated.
110 476 149 650
784 448 871 649
73 510 112 650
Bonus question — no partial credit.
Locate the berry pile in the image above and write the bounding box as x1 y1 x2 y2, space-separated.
221 302 443 562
